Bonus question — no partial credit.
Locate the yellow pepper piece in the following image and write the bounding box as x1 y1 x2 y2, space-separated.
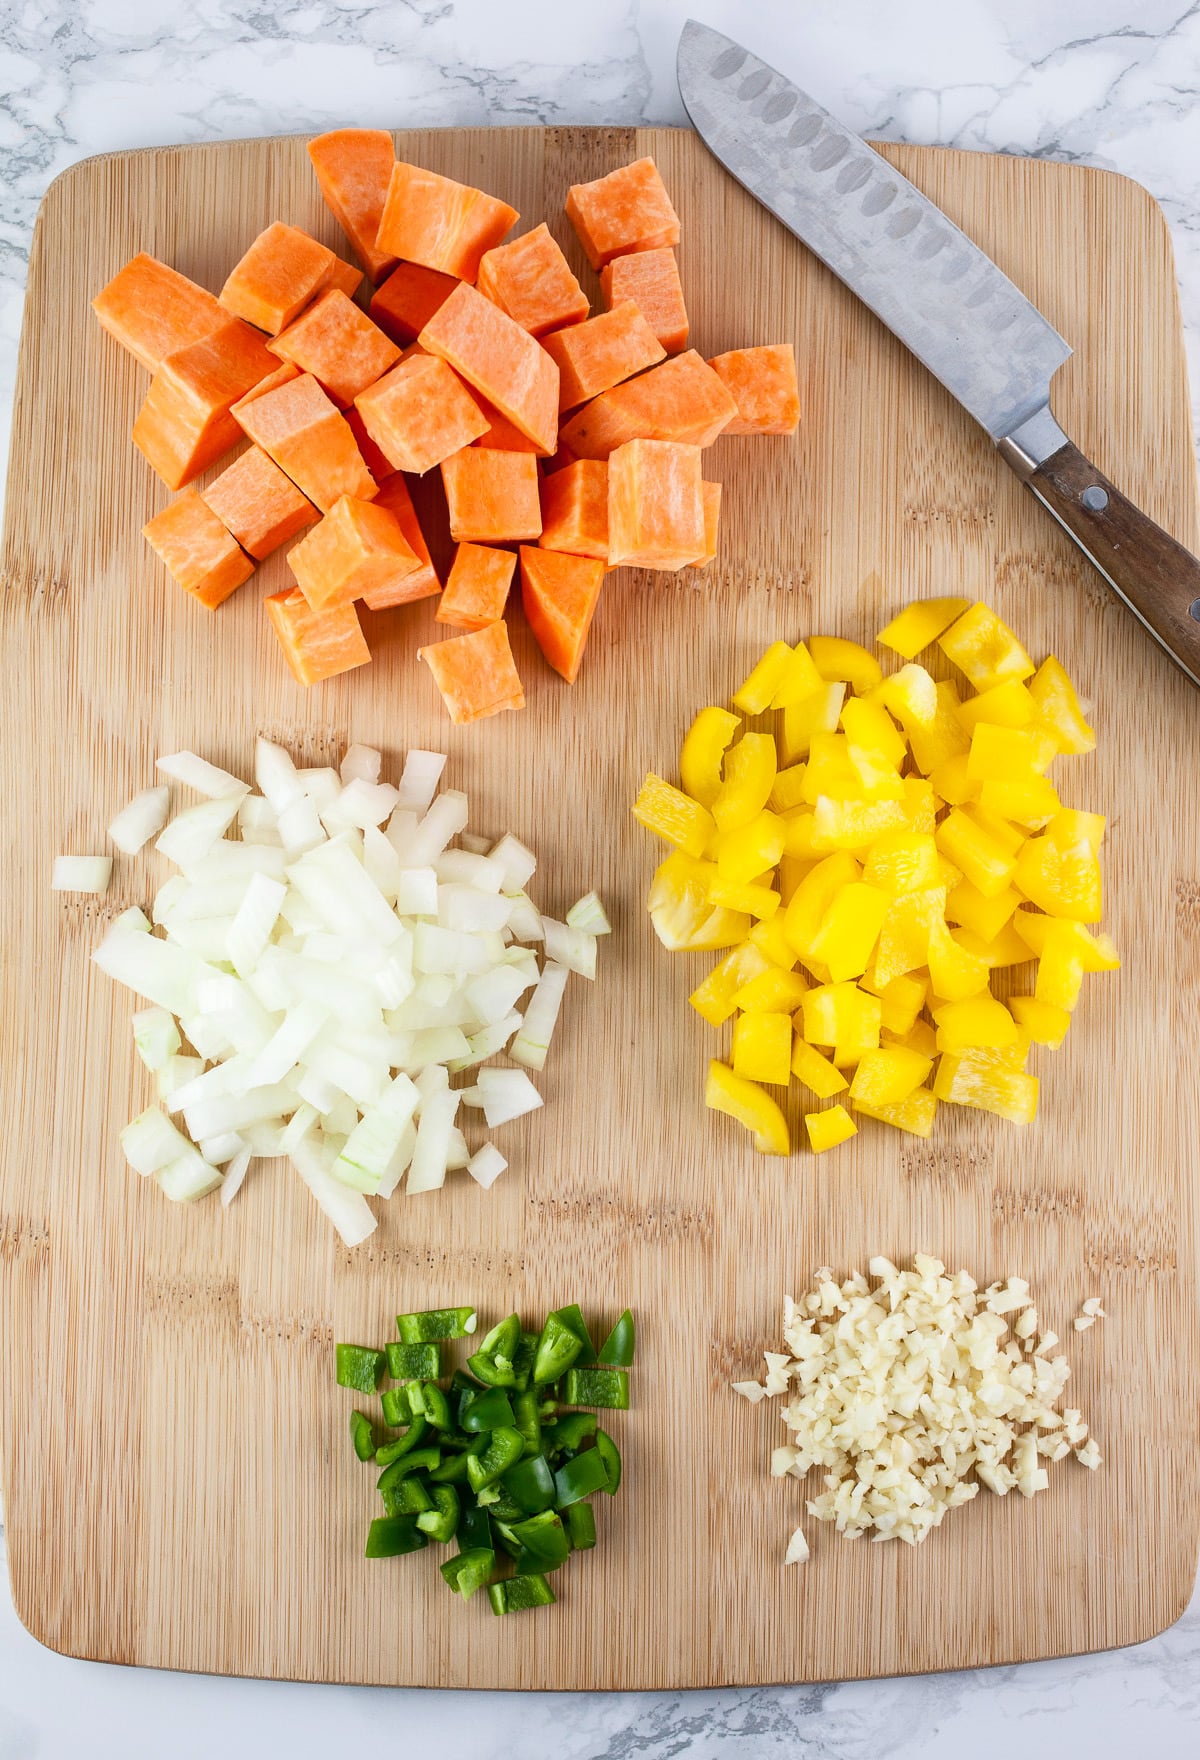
862 831 941 894
707 877 780 920
801 981 882 1065
935 809 1017 898
946 880 1021 942
781 683 845 763
780 810 821 860
938 601 1035 693
811 797 908 852
884 1016 938 1059
927 753 978 807
951 920 1034 969
791 1035 848 1098
680 706 741 807
926 918 990 1002
966 722 1057 784
849 1045 933 1105
1035 943 1085 1011
876 662 938 730
732 641 794 715
805 1104 858 1153
1010 994 1071 1048
705 1060 790 1154
847 743 905 800
783 850 861 958
861 969 927 1035
901 778 938 834
633 772 715 858
933 1052 1038 1123
689 942 773 1027
874 886 946 986
712 733 777 832
1046 808 1105 856
978 775 1060 826
853 1086 938 1137
769 641 824 708
733 966 810 1013
809 881 890 982
841 695 907 765
732 1010 793 1085
778 855 814 904
770 764 809 813
1029 655 1096 755
1011 910 1119 968
747 914 801 970
648 852 750 951
809 635 882 693
714 810 786 884
907 679 969 774
956 679 1038 733
802 733 860 803
933 994 1018 1051
877 597 971 660
1014 834 1102 922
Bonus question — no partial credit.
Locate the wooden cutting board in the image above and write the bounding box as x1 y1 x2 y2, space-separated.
1 126 1198 1690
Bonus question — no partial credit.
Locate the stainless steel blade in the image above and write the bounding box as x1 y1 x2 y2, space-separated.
677 19 1071 445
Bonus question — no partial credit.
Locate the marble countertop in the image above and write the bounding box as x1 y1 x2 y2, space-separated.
1 1 1198 1754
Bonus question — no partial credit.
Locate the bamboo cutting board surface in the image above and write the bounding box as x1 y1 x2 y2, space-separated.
1 126 1198 1690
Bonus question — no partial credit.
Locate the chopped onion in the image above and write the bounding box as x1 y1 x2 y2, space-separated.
121 1105 193 1176
199 1130 247 1165
341 743 382 785
489 833 537 893
156 750 249 800
542 918 597 980
566 891 612 936
395 867 439 916
52 855 112 894
475 1067 543 1128
505 893 544 942
158 1148 222 1202
132 1007 181 1072
467 1142 507 1189
407 1083 459 1194
291 1131 376 1246
219 1143 253 1207
109 786 170 855
156 796 243 869
510 962 570 1071
255 737 304 811
395 749 446 812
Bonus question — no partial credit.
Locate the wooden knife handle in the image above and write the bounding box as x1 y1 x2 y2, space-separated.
1029 440 1200 685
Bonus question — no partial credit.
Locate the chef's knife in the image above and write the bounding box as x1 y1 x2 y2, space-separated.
677 19 1200 686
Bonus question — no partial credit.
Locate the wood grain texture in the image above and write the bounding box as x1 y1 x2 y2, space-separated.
1 126 1198 1689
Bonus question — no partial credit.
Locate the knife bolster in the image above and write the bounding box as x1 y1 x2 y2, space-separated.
997 405 1072 480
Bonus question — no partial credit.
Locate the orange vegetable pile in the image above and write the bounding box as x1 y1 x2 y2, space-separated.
93 134 801 718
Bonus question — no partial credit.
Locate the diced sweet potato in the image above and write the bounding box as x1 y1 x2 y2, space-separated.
219 223 337 334
519 547 605 684
345 405 395 480
270 289 400 409
540 300 665 412
707 345 801 435
419 619 525 724
476 222 588 337
370 262 460 345
235 373 376 512
441 449 542 543
202 445 316 560
92 253 226 373
687 481 722 568
607 438 704 571
288 493 420 611
230 361 299 420
437 542 516 629
420 283 559 454
266 587 371 686
325 256 365 299
143 488 255 609
132 318 279 489
472 398 543 453
361 475 442 609
556 351 736 459
307 128 399 282
600 247 688 353
565 157 680 270
538 458 608 561
355 355 488 475
377 163 517 282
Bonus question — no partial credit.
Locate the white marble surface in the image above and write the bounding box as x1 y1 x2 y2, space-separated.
2 0 1199 1753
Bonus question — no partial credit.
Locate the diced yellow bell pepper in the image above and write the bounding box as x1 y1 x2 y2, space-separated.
811 796 908 852
933 993 1018 1050
907 680 969 774
849 1045 933 1105
774 853 813 906
780 810 821 860
802 733 860 803
748 913 801 969
805 1103 858 1153
791 1035 848 1098
935 809 1017 898
874 886 946 986
884 1016 938 1059
877 597 971 660
1011 911 1119 968
689 942 773 1026
933 1052 1038 1123
937 856 964 890
680 706 741 807
951 920 1034 969
957 1030 1032 1071
801 981 882 1065
648 851 750 951
847 744 905 800
781 684 845 763
946 879 1021 943
783 850 861 957
714 810 786 884
978 775 1060 826
770 764 809 813
926 918 990 1002
966 722 1057 784
928 752 979 807
770 640 824 708
732 641 795 715
938 601 1035 693
841 695 907 766
733 966 810 1014
1046 808 1105 856
965 803 1027 857
732 1010 793 1085
708 877 780 920
901 778 938 834
1010 994 1071 1048
1029 655 1096 755
876 662 938 730
861 969 927 1035
809 635 882 693
705 1059 790 1154
956 679 1038 732
712 733 777 832
633 773 716 858
863 831 940 894
1014 834 1101 922
809 881 890 982
853 1086 938 1137
1035 943 1085 1011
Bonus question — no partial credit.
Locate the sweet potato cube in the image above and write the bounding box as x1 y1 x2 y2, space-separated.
539 459 608 560
687 482 722 569
220 223 336 334
519 547 606 684
270 289 400 409
437 543 516 629
707 345 801 435
288 493 420 611
541 300 666 412
370 262 460 345
377 162 517 283
600 247 688 353
344 405 395 481
441 449 542 543
565 157 680 270
231 361 299 420
360 475 442 609
143 488 255 609
476 222 588 337
419 620 525 724
307 128 398 282
325 256 365 299
235 373 376 512
132 318 280 489
608 438 704 571
473 398 543 453
419 283 559 454
557 351 736 460
202 445 316 560
355 355 488 475
266 588 370 686
92 253 225 373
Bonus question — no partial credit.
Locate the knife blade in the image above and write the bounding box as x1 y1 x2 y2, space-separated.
677 18 1200 687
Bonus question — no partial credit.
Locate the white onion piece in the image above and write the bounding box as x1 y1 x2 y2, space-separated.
93 927 204 1015
505 894 544 942
333 1073 420 1192
108 786 170 855
121 1106 193 1176
476 1067 543 1128
395 867 439 916
199 1130 246 1166
327 777 400 831
220 1144 253 1207
132 1007 181 1072
227 874 287 979
291 1131 377 1246
542 918 597 980
158 1149 222 1202
277 794 325 857
341 743 382 785
436 850 506 892
407 1084 459 1193
467 1142 507 1189
405 792 469 866
255 737 305 811
52 855 112 893
156 1055 203 1100
156 751 249 800
566 891 612 936
510 962 570 1071
244 999 327 1088
438 885 511 934
395 749 446 812
489 833 537 893
446 1125 470 1171
156 796 242 870
238 794 280 846
301 767 342 810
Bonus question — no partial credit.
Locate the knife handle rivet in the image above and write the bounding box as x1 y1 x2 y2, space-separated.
1081 485 1109 512
1189 599 1200 623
